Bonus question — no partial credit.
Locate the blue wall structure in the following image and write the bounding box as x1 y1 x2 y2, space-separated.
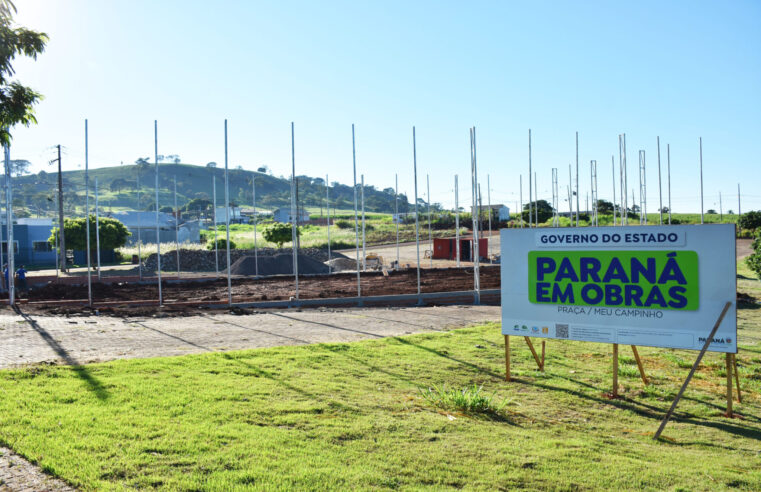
1 224 57 267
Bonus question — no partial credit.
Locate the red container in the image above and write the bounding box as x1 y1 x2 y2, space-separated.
433 237 452 259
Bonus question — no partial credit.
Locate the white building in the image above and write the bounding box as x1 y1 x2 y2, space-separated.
273 208 310 224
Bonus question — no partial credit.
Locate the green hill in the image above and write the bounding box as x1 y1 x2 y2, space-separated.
9 163 414 217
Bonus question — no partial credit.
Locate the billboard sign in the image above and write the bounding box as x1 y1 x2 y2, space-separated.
501 225 736 353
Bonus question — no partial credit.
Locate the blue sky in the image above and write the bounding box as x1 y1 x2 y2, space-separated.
9 0 761 212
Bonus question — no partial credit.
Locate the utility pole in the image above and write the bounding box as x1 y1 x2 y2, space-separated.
51 145 66 272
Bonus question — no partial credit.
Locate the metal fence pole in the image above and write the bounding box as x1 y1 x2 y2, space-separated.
154 120 162 306
611 156 617 226
225 120 233 304
471 127 480 304
575 131 580 226
352 124 361 297
4 144 14 305
699 137 704 224
85 119 92 306
289 122 298 300
487 174 492 257
519 174 524 228
253 174 258 276
657 137 663 225
413 127 421 296
528 129 532 228
668 144 672 224
325 173 331 274
95 177 101 279
213 174 218 276
137 170 142 280
174 175 180 279
427 174 432 268
395 173 399 270
361 174 366 271
455 174 460 267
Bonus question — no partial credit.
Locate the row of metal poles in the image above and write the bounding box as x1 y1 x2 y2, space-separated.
1 126 741 307
520 132 741 229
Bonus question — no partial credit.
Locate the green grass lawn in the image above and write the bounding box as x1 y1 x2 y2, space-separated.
0 303 760 490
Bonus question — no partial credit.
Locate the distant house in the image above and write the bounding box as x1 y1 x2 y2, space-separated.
110 211 201 245
0 218 56 266
273 208 310 224
212 206 242 224
472 204 511 221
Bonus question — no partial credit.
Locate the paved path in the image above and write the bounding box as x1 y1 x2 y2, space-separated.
0 305 501 370
0 447 75 492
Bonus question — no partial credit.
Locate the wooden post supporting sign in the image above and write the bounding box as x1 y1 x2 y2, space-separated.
653 301 732 440
631 345 648 385
732 354 742 403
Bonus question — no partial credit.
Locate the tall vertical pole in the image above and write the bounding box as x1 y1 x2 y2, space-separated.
413 126 421 295
534 172 538 226
611 156 617 226
225 120 233 304
738 183 741 218
519 174 524 228
4 144 14 305
57 144 66 272
137 170 142 280
85 120 92 306
471 127 480 304
623 134 628 226
395 173 400 270
95 177 101 279
253 174 258 276
361 174 366 271
657 137 663 225
325 174 330 274
427 174 433 268
699 137 704 224
54 190 58 279
213 174 218 276
667 144 672 224
575 132 580 226
154 120 162 306
174 175 180 279
352 124 361 297
719 192 723 221
568 164 574 227
289 122 298 300
455 174 460 266
487 174 492 257
528 129 533 228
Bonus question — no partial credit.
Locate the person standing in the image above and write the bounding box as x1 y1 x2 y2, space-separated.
15 265 27 293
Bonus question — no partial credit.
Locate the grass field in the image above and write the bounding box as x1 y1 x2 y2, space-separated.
0 297 759 489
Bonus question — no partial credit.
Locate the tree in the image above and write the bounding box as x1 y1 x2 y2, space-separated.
206 162 217 168
257 165 268 173
746 232 761 280
49 215 130 254
135 157 151 172
522 199 554 223
739 211 761 231
110 178 129 193
263 223 298 248
596 199 614 215
8 158 30 175
184 197 212 212
207 238 235 251
706 209 717 214
0 1 47 146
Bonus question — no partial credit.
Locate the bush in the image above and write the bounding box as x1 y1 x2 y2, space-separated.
263 223 298 248
739 211 761 231
207 238 236 250
746 232 761 279
335 220 353 229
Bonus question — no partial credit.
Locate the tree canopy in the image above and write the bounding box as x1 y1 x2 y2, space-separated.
49 215 130 251
0 1 48 146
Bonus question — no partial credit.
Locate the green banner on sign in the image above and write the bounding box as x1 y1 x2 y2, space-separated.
528 250 699 311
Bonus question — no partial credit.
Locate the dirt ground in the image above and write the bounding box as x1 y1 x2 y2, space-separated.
5 266 499 316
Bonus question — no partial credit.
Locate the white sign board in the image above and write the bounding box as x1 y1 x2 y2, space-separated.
500 225 737 353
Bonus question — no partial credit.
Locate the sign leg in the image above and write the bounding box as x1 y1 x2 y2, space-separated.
732 354 741 403
504 335 511 382
726 353 733 417
524 336 543 371
612 343 619 397
654 302 732 439
541 340 545 372
631 345 648 386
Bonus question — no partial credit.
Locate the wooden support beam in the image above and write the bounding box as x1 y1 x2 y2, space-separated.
524 336 543 371
541 340 546 372
732 354 741 403
654 301 732 439
612 343 619 397
631 345 648 385
726 353 733 417
504 335 511 382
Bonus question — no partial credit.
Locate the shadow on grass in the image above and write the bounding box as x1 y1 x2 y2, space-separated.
14 306 109 400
